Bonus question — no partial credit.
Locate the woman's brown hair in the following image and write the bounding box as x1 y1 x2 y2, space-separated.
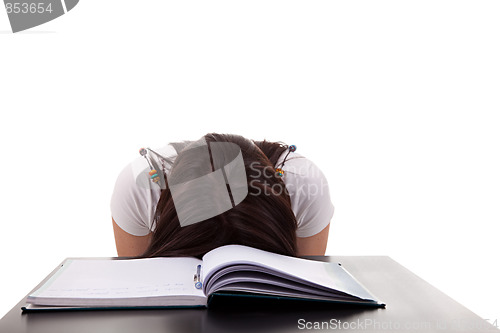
140 133 298 259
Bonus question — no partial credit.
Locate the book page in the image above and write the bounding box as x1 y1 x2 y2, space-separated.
30 257 205 300
202 245 376 300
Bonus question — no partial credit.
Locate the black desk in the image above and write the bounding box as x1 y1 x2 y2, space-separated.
0 256 498 333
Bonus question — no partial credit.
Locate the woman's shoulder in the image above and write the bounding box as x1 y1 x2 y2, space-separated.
279 151 328 183
110 143 176 236
281 153 331 205
279 151 334 238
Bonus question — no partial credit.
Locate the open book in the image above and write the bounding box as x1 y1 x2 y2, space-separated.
23 245 385 311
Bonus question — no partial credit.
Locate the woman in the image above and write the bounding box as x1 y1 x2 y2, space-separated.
110 133 334 258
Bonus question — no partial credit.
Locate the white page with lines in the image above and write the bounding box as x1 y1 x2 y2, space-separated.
30 257 205 299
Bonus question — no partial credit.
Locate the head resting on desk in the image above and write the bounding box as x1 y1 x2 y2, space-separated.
140 133 298 259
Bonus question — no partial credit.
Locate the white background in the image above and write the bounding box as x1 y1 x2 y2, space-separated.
0 0 499 324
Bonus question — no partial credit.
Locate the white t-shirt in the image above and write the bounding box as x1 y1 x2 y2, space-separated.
110 144 334 238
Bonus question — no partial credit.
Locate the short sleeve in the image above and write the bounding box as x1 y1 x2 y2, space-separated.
110 161 158 236
282 155 334 238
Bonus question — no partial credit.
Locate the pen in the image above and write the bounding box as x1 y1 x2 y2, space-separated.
194 265 202 289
